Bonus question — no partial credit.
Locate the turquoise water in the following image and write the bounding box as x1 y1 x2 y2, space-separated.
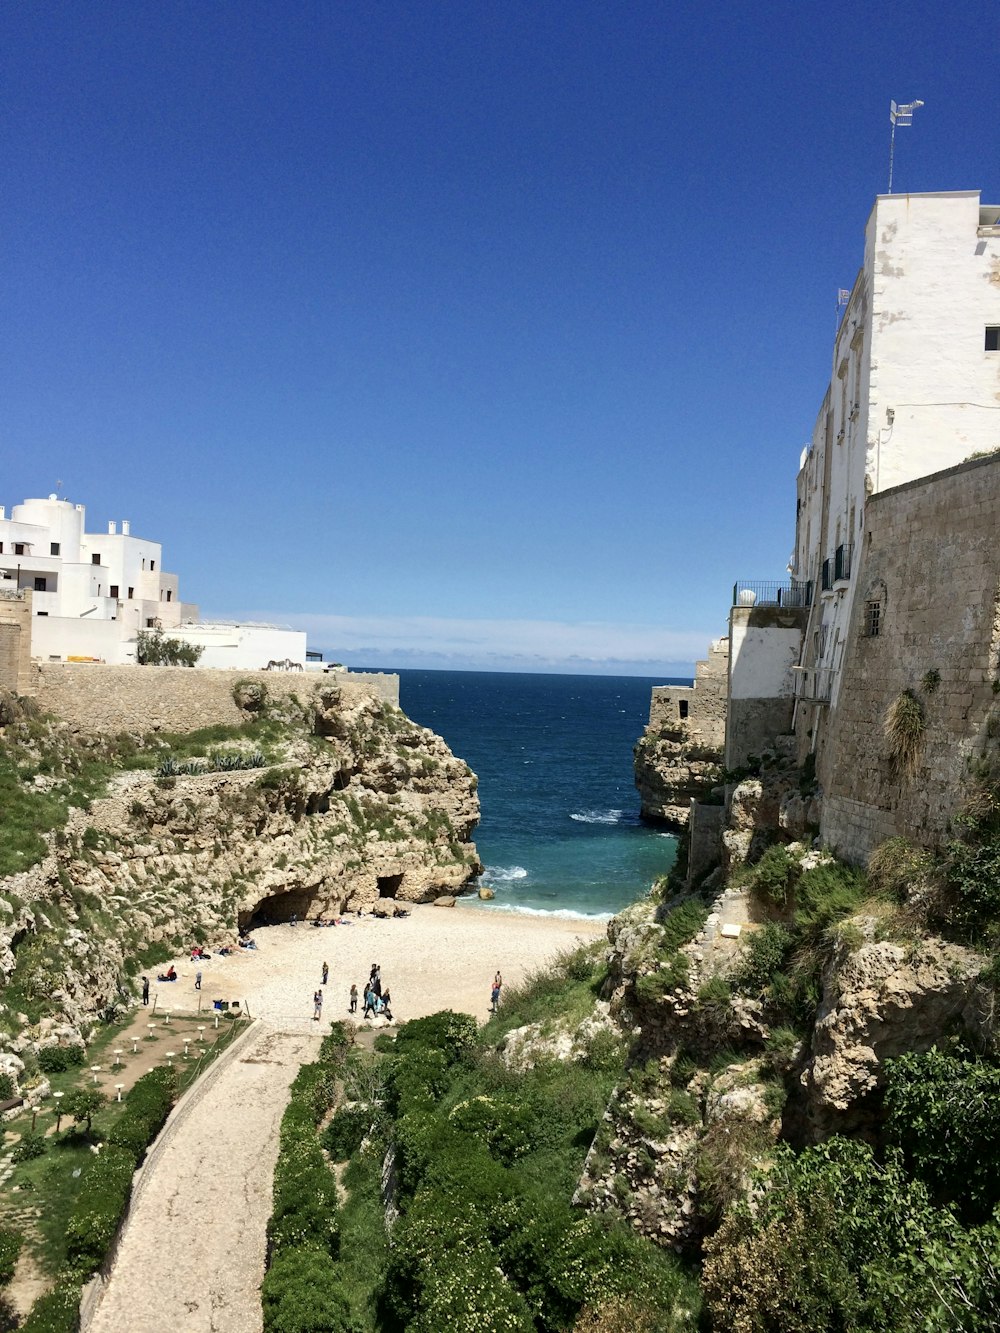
392 670 683 919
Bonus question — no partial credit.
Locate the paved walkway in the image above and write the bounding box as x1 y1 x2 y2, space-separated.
88 1024 321 1333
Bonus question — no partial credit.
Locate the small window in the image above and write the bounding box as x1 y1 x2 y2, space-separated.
14 543 25 555
50 542 60 556
36 611 48 617
150 559 156 571
678 700 689 720
92 553 101 565
127 586 134 599
110 585 119 599
34 576 46 592
986 327 1000 351
166 589 172 602
864 600 882 638
0 543 3 553
146 618 156 628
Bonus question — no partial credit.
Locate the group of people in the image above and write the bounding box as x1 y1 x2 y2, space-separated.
349 963 392 1021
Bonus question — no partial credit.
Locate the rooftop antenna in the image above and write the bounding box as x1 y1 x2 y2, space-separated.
888 99 924 194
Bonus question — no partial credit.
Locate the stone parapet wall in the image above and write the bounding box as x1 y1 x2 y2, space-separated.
820 453 1000 864
27 662 399 734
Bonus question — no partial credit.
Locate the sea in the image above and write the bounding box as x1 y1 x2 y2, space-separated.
383 669 686 920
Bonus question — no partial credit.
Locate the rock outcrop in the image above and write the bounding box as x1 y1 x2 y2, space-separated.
0 683 480 1043
633 730 723 827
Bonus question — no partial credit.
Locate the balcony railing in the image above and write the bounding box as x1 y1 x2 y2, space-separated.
834 542 853 582
732 580 813 608
792 665 834 704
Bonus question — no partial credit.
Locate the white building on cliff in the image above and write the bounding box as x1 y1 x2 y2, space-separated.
791 190 1000 724
0 494 306 669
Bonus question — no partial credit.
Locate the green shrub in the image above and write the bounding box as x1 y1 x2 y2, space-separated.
37 1044 84 1074
321 1105 373 1162
657 898 710 953
732 922 793 995
0 1226 22 1286
261 1247 351 1333
0 1073 15 1101
18 1281 82 1333
12 1133 46 1163
884 1047 1000 1224
793 861 867 939
748 845 800 908
107 1066 176 1157
64 1145 137 1274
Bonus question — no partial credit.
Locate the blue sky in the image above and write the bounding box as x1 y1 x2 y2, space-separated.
3 1 998 674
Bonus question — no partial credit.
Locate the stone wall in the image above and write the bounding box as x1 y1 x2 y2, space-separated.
27 662 399 734
649 639 728 747
0 589 33 693
725 604 807 768
821 453 1000 863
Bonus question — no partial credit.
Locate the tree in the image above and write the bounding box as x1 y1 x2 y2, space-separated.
65 1087 106 1134
135 628 203 668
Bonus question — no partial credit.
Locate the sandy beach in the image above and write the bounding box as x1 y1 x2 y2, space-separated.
150 904 609 1029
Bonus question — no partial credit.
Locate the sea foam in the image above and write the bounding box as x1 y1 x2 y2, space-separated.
569 808 623 825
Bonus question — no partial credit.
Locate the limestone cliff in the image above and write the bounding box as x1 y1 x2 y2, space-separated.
0 682 480 1040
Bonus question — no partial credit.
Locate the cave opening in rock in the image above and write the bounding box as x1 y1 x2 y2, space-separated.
243 888 318 929
377 873 403 899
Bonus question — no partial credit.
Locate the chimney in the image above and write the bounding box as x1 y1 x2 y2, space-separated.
108 521 117 535
122 520 130 535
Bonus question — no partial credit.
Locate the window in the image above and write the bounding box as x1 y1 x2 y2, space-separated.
146 618 156 628
92 553 101 565
166 590 172 602
0 543 3 553
127 586 134 599
987 327 1000 351
50 542 60 556
110 585 119 599
14 543 25 556
34 577 46 592
864 600 882 638
36 611 48 617
678 700 689 720
150 559 156 571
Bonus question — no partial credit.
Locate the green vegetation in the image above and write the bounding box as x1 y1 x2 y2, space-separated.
260 955 698 1332
135 627 203 667
883 688 926 780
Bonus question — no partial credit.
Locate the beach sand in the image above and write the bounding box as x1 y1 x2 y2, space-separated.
152 903 609 1030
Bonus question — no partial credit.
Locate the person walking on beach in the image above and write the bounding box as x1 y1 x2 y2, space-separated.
381 989 394 1022
141 975 150 1006
349 983 358 1013
490 972 502 1013
313 990 323 1021
195 970 202 991
363 986 377 1019
322 961 329 986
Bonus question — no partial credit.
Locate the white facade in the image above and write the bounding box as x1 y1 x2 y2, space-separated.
0 494 306 669
792 191 1000 717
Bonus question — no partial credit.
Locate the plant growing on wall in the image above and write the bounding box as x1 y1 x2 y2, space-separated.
884 690 926 780
920 668 941 695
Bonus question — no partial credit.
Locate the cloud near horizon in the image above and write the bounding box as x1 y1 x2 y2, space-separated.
220 611 716 676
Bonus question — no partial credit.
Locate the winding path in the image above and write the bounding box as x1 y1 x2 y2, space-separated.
87 1023 321 1333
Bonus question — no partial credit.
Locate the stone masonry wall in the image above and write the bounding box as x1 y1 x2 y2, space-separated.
648 639 728 746
821 453 1000 864
27 662 399 734
0 589 33 693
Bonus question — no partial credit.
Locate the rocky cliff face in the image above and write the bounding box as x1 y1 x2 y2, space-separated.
573 842 991 1253
633 726 723 827
0 683 480 1044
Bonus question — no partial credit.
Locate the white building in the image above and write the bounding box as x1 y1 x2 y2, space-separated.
0 494 306 670
791 190 1000 724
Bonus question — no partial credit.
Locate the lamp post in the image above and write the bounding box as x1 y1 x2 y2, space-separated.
53 1091 64 1132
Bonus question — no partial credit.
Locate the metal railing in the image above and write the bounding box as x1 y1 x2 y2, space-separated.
792 665 834 704
731 580 813 608
834 542 853 582
820 559 833 592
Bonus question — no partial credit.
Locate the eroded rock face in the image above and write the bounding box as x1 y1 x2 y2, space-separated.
803 933 987 1127
633 731 722 827
0 689 480 1033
